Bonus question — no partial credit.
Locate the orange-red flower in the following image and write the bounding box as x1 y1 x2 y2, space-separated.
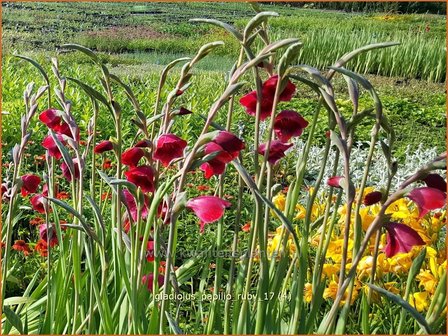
12 240 31 256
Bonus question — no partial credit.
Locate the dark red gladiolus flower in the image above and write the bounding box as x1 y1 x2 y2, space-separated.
135 139 151 148
212 131 245 157
239 91 274 121
42 134 66 160
407 187 446 218
12 240 31 256
363 191 383 206
39 108 61 129
153 134 187 167
122 189 149 222
422 174 447 193
327 176 343 188
94 140 114 154
20 174 41 196
186 196 231 232
383 222 425 257
142 273 164 292
61 159 80 182
263 75 296 102
273 110 309 142
200 142 234 179
257 140 293 165
146 240 154 262
124 165 155 193
122 147 145 167
39 224 58 247
31 194 48 214
54 121 80 141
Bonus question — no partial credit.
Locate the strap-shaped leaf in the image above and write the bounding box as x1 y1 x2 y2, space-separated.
260 38 300 55
190 18 242 41
3 296 35 306
243 11 278 39
14 54 50 85
86 195 106 238
3 306 24 334
50 130 74 178
165 312 184 334
367 283 432 334
327 42 399 80
66 77 111 111
60 43 100 63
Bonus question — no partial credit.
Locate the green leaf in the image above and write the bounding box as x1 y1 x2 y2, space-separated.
14 54 50 85
60 43 99 63
165 312 184 334
3 305 24 334
367 283 432 334
190 18 242 41
243 11 278 39
66 77 111 111
3 296 35 306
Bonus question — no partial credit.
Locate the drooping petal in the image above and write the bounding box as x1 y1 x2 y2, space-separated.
31 194 48 214
94 140 114 154
42 134 66 160
153 134 187 167
122 147 145 167
422 174 447 193
212 131 245 154
258 140 293 165
327 176 343 188
124 165 155 193
135 139 152 148
384 222 425 257
239 90 274 121
273 110 309 142
39 108 61 129
363 191 383 206
38 223 59 247
21 174 41 196
142 273 164 292
407 187 446 218
60 158 80 182
186 196 231 232
262 75 296 102
121 188 149 222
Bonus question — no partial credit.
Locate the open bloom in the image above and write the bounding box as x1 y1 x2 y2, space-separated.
186 196 231 232
383 222 425 257
122 189 149 222
35 239 48 257
61 158 80 181
240 75 296 120
258 140 293 165
94 140 114 154
122 147 145 167
42 134 66 160
407 187 446 218
213 131 245 156
31 194 49 214
142 273 164 292
12 240 31 256
273 110 308 142
153 134 187 167
200 142 234 179
422 174 447 193
39 108 61 129
20 174 41 196
39 224 59 247
124 165 155 193
363 191 383 206
146 240 155 262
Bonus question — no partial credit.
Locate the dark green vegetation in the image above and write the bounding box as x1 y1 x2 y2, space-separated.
2 2 446 157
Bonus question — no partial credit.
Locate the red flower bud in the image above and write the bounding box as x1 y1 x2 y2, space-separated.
94 140 114 154
363 191 383 206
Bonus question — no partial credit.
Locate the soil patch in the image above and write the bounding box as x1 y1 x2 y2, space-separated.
84 26 171 40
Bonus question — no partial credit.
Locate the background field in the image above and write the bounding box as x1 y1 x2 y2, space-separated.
2 1 446 160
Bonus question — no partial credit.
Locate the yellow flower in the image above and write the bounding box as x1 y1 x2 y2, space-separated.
359 208 375 231
322 264 340 278
385 199 419 224
304 283 313 303
326 239 354 263
388 252 413 274
323 280 359 305
272 192 286 213
416 270 438 294
294 204 306 220
384 282 400 295
408 292 430 312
